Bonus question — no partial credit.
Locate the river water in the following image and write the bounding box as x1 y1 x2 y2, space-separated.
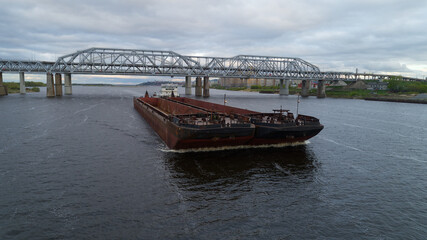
1 86 426 239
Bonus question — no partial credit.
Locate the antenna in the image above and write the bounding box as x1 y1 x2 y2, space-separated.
223 94 227 114
280 105 283 120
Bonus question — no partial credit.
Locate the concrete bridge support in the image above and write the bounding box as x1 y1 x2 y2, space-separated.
20 72 26 94
203 76 210 98
279 79 290 96
64 73 72 95
185 76 192 95
46 73 55 97
317 80 326 98
55 73 63 96
301 80 310 97
0 72 7 96
195 77 202 97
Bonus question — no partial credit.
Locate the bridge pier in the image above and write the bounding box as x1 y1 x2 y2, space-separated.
317 80 326 98
64 73 72 95
203 76 210 98
195 77 202 97
301 80 310 97
185 76 192 95
55 73 63 96
20 72 26 94
0 72 7 96
46 73 55 97
279 79 289 96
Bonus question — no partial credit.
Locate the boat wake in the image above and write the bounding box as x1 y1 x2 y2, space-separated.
159 141 310 153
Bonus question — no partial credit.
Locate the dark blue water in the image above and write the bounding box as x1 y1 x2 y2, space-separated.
1 86 426 239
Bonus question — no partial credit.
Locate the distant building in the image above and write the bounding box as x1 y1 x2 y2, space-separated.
344 80 388 90
306 80 330 89
210 78 219 85
218 78 244 87
290 80 298 87
366 82 388 90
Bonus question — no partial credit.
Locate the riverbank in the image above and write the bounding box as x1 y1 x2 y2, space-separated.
4 88 41 94
210 85 427 104
2 82 44 94
365 97 427 104
211 85 381 98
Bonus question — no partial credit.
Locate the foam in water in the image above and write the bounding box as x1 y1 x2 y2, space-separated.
159 140 310 153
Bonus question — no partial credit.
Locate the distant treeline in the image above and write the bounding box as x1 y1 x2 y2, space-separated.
387 80 427 93
3 81 46 87
72 83 113 86
210 84 246 91
250 85 280 90
3 81 45 89
2 81 44 93
138 81 183 86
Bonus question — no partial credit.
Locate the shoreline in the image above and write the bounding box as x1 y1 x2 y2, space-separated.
213 87 427 104
364 97 427 104
5 85 427 104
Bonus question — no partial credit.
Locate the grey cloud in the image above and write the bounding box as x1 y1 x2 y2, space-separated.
0 0 426 78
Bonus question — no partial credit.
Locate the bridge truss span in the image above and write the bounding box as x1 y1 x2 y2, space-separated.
52 48 203 76
0 47 425 82
0 59 54 73
49 48 321 79
186 54 321 79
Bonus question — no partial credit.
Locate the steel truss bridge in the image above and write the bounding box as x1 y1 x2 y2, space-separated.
0 48 424 82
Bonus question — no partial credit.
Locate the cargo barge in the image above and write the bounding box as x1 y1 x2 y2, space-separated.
134 94 323 150
168 97 324 145
133 96 255 149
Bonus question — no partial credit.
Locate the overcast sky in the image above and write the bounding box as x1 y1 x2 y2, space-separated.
1 0 426 83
